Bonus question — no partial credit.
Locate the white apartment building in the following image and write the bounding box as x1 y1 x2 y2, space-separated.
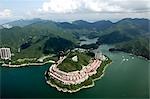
95 51 106 61
0 48 11 60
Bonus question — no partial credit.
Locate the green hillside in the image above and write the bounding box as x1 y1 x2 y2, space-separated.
57 51 92 72
109 37 150 59
0 21 77 59
0 18 149 60
96 18 149 44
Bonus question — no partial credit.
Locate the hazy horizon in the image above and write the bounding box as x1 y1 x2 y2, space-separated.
1 17 150 25
0 0 150 24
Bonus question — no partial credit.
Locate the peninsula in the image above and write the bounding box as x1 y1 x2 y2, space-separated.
45 48 112 93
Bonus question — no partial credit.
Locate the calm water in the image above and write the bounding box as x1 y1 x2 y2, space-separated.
1 42 149 98
80 36 98 45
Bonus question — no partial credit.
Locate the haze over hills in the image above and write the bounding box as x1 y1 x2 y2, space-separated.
0 18 149 59
1 18 45 27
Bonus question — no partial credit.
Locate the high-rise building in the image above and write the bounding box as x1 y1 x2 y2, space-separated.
95 51 106 61
0 48 11 60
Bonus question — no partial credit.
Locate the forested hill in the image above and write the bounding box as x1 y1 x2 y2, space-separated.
109 37 150 60
0 18 149 59
96 18 149 44
0 21 77 59
95 18 150 59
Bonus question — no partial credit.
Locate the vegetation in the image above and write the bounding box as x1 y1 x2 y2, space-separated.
96 18 149 45
80 43 99 50
109 37 150 60
57 51 92 72
91 57 112 79
43 37 75 54
95 18 149 59
96 31 131 44
47 76 93 91
46 56 112 91
10 58 37 65
43 56 58 62
0 20 77 60
0 18 149 61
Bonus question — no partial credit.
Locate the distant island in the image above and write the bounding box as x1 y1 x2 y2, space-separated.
45 48 111 93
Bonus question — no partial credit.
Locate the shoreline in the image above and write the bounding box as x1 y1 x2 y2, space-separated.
46 80 95 93
93 61 112 81
110 50 149 61
46 61 112 93
1 60 55 68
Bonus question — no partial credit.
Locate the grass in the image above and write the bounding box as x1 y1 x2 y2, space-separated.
43 56 58 62
57 51 92 72
46 55 112 91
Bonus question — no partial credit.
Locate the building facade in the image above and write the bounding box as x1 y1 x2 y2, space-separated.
95 51 106 61
0 48 11 60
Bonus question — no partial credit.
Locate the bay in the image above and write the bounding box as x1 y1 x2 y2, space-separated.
0 39 149 98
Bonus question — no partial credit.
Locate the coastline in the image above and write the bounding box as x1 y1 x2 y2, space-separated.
110 49 149 61
93 61 112 81
1 60 55 68
45 61 112 93
46 80 95 93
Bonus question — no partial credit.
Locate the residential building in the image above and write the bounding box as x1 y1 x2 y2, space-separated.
0 48 11 60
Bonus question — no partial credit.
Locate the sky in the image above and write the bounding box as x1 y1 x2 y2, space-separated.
0 0 150 24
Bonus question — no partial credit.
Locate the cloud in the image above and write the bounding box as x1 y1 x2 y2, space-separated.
0 9 12 18
38 0 150 13
38 0 125 13
38 0 81 13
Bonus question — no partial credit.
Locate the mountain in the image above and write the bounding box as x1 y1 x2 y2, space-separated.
1 18 45 27
0 18 149 59
58 20 113 31
96 18 150 44
43 37 75 54
0 25 3 29
57 22 78 29
96 31 131 44
90 20 113 30
95 18 150 59
109 37 150 60
72 20 92 29
0 20 77 59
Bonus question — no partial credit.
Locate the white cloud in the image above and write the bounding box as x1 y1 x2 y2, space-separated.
84 0 125 12
0 9 12 18
38 0 150 13
38 0 125 13
0 0 149 24
25 0 148 22
38 0 82 13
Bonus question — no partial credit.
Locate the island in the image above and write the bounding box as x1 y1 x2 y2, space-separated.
45 48 112 93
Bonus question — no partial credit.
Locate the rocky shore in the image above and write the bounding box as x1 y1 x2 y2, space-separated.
46 80 95 93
